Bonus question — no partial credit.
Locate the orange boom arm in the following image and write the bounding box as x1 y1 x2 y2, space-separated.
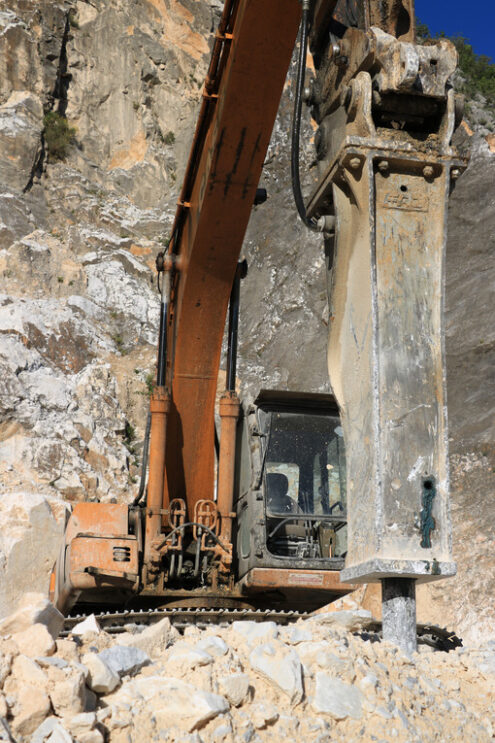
162 0 301 514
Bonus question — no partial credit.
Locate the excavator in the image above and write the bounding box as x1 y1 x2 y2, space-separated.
50 0 465 627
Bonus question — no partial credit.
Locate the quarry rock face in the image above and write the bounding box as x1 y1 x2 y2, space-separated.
0 0 211 509
0 91 43 192
0 494 68 617
0 0 493 665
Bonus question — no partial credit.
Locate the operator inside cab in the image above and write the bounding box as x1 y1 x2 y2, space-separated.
261 407 347 559
266 473 297 514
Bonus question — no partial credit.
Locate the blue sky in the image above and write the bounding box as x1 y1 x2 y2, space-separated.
415 0 495 61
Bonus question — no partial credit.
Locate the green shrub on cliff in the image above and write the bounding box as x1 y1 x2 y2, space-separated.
43 112 76 161
454 39 495 106
417 22 495 111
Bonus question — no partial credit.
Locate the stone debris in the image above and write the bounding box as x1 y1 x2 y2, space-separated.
47 665 88 717
0 607 494 741
106 676 229 733
12 623 56 658
32 717 73 743
10 654 47 686
0 718 14 742
248 642 303 704
9 684 51 737
117 617 179 657
253 702 280 729
231 621 279 646
308 609 374 632
81 653 120 694
196 635 229 657
217 673 250 707
166 643 214 671
0 495 70 619
312 672 364 720
71 615 101 637
0 594 64 640
97 646 151 678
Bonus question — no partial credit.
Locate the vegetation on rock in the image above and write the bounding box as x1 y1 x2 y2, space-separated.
43 111 76 160
417 22 495 112
68 8 79 29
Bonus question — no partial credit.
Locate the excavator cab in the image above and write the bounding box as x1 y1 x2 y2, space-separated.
234 391 351 610
263 408 346 559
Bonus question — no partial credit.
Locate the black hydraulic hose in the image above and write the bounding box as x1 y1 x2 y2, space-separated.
226 260 247 392
268 512 347 539
132 230 174 508
154 522 230 553
132 410 152 506
156 298 168 387
156 256 173 387
291 2 318 231
226 270 241 392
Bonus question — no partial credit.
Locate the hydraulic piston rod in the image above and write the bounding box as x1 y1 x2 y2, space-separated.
218 262 247 547
382 578 417 656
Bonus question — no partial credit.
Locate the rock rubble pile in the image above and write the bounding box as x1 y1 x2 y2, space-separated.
0 595 494 743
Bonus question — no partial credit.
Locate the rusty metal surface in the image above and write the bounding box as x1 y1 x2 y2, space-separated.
313 0 415 36
53 527 140 613
217 391 240 559
65 503 129 540
306 20 466 585
68 536 139 590
241 567 353 594
144 387 170 570
311 0 414 64
164 0 302 516
311 26 457 126
368 0 415 41
333 0 365 29
372 28 456 96
54 503 140 613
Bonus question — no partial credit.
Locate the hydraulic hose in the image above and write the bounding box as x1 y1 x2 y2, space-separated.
291 1 318 231
155 522 230 553
132 410 152 506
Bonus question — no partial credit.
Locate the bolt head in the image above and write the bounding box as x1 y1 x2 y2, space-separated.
378 160 389 173
349 157 361 170
451 168 461 180
303 83 314 104
423 166 434 179
335 55 349 68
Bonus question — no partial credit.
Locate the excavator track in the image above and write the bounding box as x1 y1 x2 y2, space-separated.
62 609 462 651
62 607 307 636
